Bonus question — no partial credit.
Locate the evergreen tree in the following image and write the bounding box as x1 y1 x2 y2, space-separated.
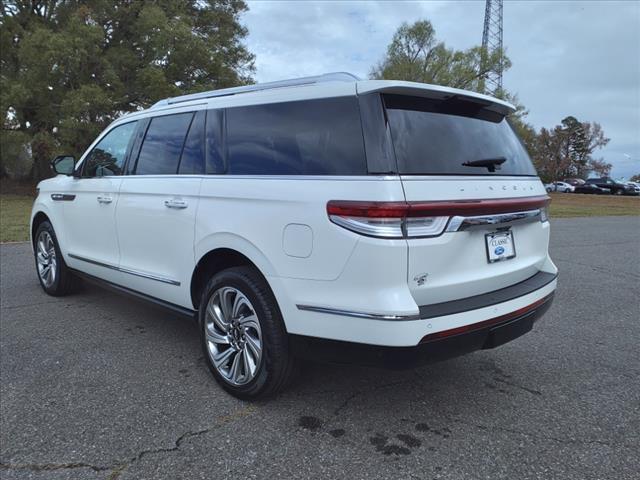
1 0 255 180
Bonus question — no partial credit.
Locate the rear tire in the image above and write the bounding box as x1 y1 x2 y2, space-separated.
33 221 77 296
199 266 298 399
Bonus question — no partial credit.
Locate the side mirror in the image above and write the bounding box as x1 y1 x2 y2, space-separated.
50 155 76 176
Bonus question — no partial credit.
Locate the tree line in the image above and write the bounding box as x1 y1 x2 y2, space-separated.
1 5 629 183
1 0 254 181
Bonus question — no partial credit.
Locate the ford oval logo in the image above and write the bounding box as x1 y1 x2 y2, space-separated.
494 246 505 255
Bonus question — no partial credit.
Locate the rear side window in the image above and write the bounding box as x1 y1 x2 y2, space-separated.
205 109 224 174
135 112 194 175
178 111 205 175
383 94 537 176
225 97 366 175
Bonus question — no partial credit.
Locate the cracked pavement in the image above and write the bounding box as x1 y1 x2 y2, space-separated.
1 216 639 479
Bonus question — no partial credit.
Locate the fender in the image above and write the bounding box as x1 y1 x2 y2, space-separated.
29 201 63 253
194 231 279 278
30 177 74 258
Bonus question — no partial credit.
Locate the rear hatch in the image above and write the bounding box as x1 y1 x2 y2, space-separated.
377 87 550 307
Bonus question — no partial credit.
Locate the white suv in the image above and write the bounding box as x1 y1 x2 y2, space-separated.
31 73 557 399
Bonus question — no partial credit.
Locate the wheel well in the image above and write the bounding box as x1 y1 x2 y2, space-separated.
190 249 264 309
31 212 50 245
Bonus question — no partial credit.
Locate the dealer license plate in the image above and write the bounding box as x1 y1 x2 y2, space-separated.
485 231 516 263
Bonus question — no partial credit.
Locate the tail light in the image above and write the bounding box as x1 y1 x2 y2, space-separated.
326 201 448 239
327 196 550 239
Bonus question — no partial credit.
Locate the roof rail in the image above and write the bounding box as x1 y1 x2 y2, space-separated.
151 72 360 108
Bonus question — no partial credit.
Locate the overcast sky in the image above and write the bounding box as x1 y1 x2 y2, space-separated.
243 1 640 179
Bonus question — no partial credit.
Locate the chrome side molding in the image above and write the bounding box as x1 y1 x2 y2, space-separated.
68 253 181 286
296 304 419 321
446 209 541 232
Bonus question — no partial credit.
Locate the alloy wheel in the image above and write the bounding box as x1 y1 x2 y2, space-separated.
204 286 263 386
36 231 57 288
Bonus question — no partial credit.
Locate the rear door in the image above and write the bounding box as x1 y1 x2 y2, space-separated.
115 110 205 308
381 93 550 306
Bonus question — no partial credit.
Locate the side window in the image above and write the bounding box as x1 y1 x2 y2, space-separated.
178 111 205 175
205 109 224 174
225 97 367 175
135 113 193 175
82 121 138 177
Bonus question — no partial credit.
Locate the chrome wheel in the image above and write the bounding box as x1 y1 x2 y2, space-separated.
205 286 263 386
36 231 57 288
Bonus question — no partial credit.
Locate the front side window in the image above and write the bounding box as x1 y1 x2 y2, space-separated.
82 121 138 177
135 113 194 175
225 97 367 175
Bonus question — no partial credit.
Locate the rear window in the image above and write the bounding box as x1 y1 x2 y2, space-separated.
226 97 366 175
383 94 537 176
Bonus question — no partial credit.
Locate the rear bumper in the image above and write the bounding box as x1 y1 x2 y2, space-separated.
290 293 554 368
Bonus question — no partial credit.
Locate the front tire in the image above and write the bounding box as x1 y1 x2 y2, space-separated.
199 266 297 399
33 221 77 296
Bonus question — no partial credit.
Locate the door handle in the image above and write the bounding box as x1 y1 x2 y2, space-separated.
97 195 113 204
164 199 188 209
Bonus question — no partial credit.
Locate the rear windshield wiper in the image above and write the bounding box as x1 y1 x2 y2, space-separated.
462 157 506 172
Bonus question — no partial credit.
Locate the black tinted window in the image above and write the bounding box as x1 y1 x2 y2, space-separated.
226 97 366 175
178 111 205 175
384 94 537 176
206 109 224 174
136 113 193 175
83 121 137 177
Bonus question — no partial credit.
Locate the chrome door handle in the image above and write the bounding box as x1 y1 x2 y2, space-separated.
164 199 188 209
97 195 113 204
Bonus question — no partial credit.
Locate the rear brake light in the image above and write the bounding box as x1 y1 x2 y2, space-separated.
326 201 448 239
327 196 550 239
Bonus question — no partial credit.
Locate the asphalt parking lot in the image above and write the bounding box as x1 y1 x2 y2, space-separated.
1 216 639 480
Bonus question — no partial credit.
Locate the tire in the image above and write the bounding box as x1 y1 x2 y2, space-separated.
615 189 623 196
33 221 77 296
199 266 298 399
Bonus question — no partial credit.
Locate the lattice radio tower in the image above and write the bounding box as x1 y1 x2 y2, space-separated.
481 0 504 96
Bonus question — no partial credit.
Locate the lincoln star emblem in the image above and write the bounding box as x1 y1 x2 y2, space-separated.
413 274 428 286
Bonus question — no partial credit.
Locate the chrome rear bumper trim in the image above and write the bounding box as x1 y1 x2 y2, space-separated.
296 304 419 321
446 209 541 232
297 271 557 322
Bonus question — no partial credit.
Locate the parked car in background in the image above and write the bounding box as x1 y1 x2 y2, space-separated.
30 73 557 398
624 182 640 195
545 181 574 193
563 178 585 186
585 177 636 195
574 183 608 195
